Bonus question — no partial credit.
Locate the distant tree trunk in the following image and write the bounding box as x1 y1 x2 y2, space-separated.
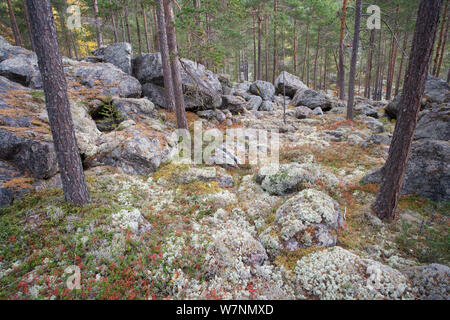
265 15 269 81
141 1 151 52
374 28 382 100
21 0 34 50
152 8 160 51
395 31 408 96
118 7 127 42
323 49 328 90
436 19 448 77
371 0 442 221
379 37 387 100
7 0 23 47
93 0 103 48
110 0 119 43
253 15 257 82
70 31 79 59
447 67 450 82
338 0 348 100
432 0 448 75
313 25 321 90
55 2 73 58
135 2 143 55
164 0 188 129
155 0 175 111
365 29 375 99
302 21 310 83
385 4 400 100
26 0 90 206
272 0 278 83
257 14 262 81
346 0 361 121
293 19 297 74
124 6 132 44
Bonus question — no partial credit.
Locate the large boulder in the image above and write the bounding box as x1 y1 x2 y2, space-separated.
244 95 263 111
92 42 133 74
385 75 450 119
141 82 166 108
220 95 246 114
133 52 222 110
249 80 275 101
291 88 332 111
361 139 450 202
274 71 308 98
274 189 343 250
0 50 40 88
414 104 449 141
404 263 450 300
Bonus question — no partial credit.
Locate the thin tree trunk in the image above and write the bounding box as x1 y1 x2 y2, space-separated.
338 0 348 100
164 0 188 129
313 25 321 90
374 28 382 100
347 0 361 121
272 0 278 83
155 0 175 111
371 0 442 221
118 7 126 42
141 1 151 52
365 29 375 99
432 0 448 75
436 19 449 77
7 0 23 47
293 19 297 74
93 0 103 48
152 8 160 51
302 21 310 83
135 2 143 55
385 4 400 100
21 0 34 50
26 0 90 205
257 14 262 81
265 15 269 81
395 31 408 96
124 6 132 44
253 15 257 82
110 0 119 43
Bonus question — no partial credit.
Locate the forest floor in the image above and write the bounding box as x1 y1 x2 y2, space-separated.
0 105 449 300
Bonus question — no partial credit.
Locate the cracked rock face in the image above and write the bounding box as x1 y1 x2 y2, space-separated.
274 189 343 250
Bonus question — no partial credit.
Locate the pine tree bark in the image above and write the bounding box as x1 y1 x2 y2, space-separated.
313 25 321 90
338 0 348 100
432 0 448 75
21 0 34 51
25 0 90 206
93 0 103 48
124 6 132 44
436 18 448 77
272 0 278 83
302 21 310 83
371 0 443 221
257 14 262 81
365 29 375 99
7 0 23 47
252 15 257 82
265 15 269 81
155 0 175 111
164 0 188 129
374 28 382 100
141 1 151 52
135 2 143 55
293 19 297 74
346 0 361 121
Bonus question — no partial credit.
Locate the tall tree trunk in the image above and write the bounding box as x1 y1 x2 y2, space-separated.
155 0 175 111
302 21 310 83
26 0 90 205
253 15 257 82
371 0 443 221
379 37 387 100
432 0 448 75
164 0 188 129
141 1 151 52
265 15 269 81
313 25 321 90
110 0 119 43
395 31 409 96
93 0 103 48
7 0 23 47
374 28 383 100
118 6 126 42
365 29 375 98
55 2 73 58
152 8 160 51
257 14 262 81
293 19 297 74
338 0 348 100
135 2 143 55
21 0 34 50
272 0 278 83
346 0 361 121
124 6 132 44
436 19 449 77
385 4 400 100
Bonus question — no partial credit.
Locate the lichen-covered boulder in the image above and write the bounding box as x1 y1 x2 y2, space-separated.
93 42 133 74
293 247 415 299
259 100 275 111
291 88 332 111
414 104 449 141
274 71 308 98
249 80 275 101
244 95 263 111
403 263 450 300
142 82 166 108
255 163 338 196
274 189 343 250
220 95 246 114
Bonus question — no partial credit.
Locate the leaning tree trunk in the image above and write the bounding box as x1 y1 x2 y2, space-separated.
155 0 175 111
346 0 361 121
338 0 348 100
371 0 443 221
7 0 23 47
25 0 90 206
164 0 188 129
93 0 103 48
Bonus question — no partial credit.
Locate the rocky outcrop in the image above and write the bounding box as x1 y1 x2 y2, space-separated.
274 71 308 98
361 139 450 202
249 80 275 101
404 263 450 300
414 104 449 141
92 42 133 74
134 52 222 110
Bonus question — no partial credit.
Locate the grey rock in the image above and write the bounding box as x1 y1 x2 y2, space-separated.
356 102 379 118
142 82 166 108
294 106 311 119
414 104 449 141
274 71 308 98
291 88 332 111
364 118 385 133
249 80 275 101
111 97 156 122
259 100 275 111
404 263 450 300
93 42 133 74
312 107 323 116
244 95 262 110
221 95 246 114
